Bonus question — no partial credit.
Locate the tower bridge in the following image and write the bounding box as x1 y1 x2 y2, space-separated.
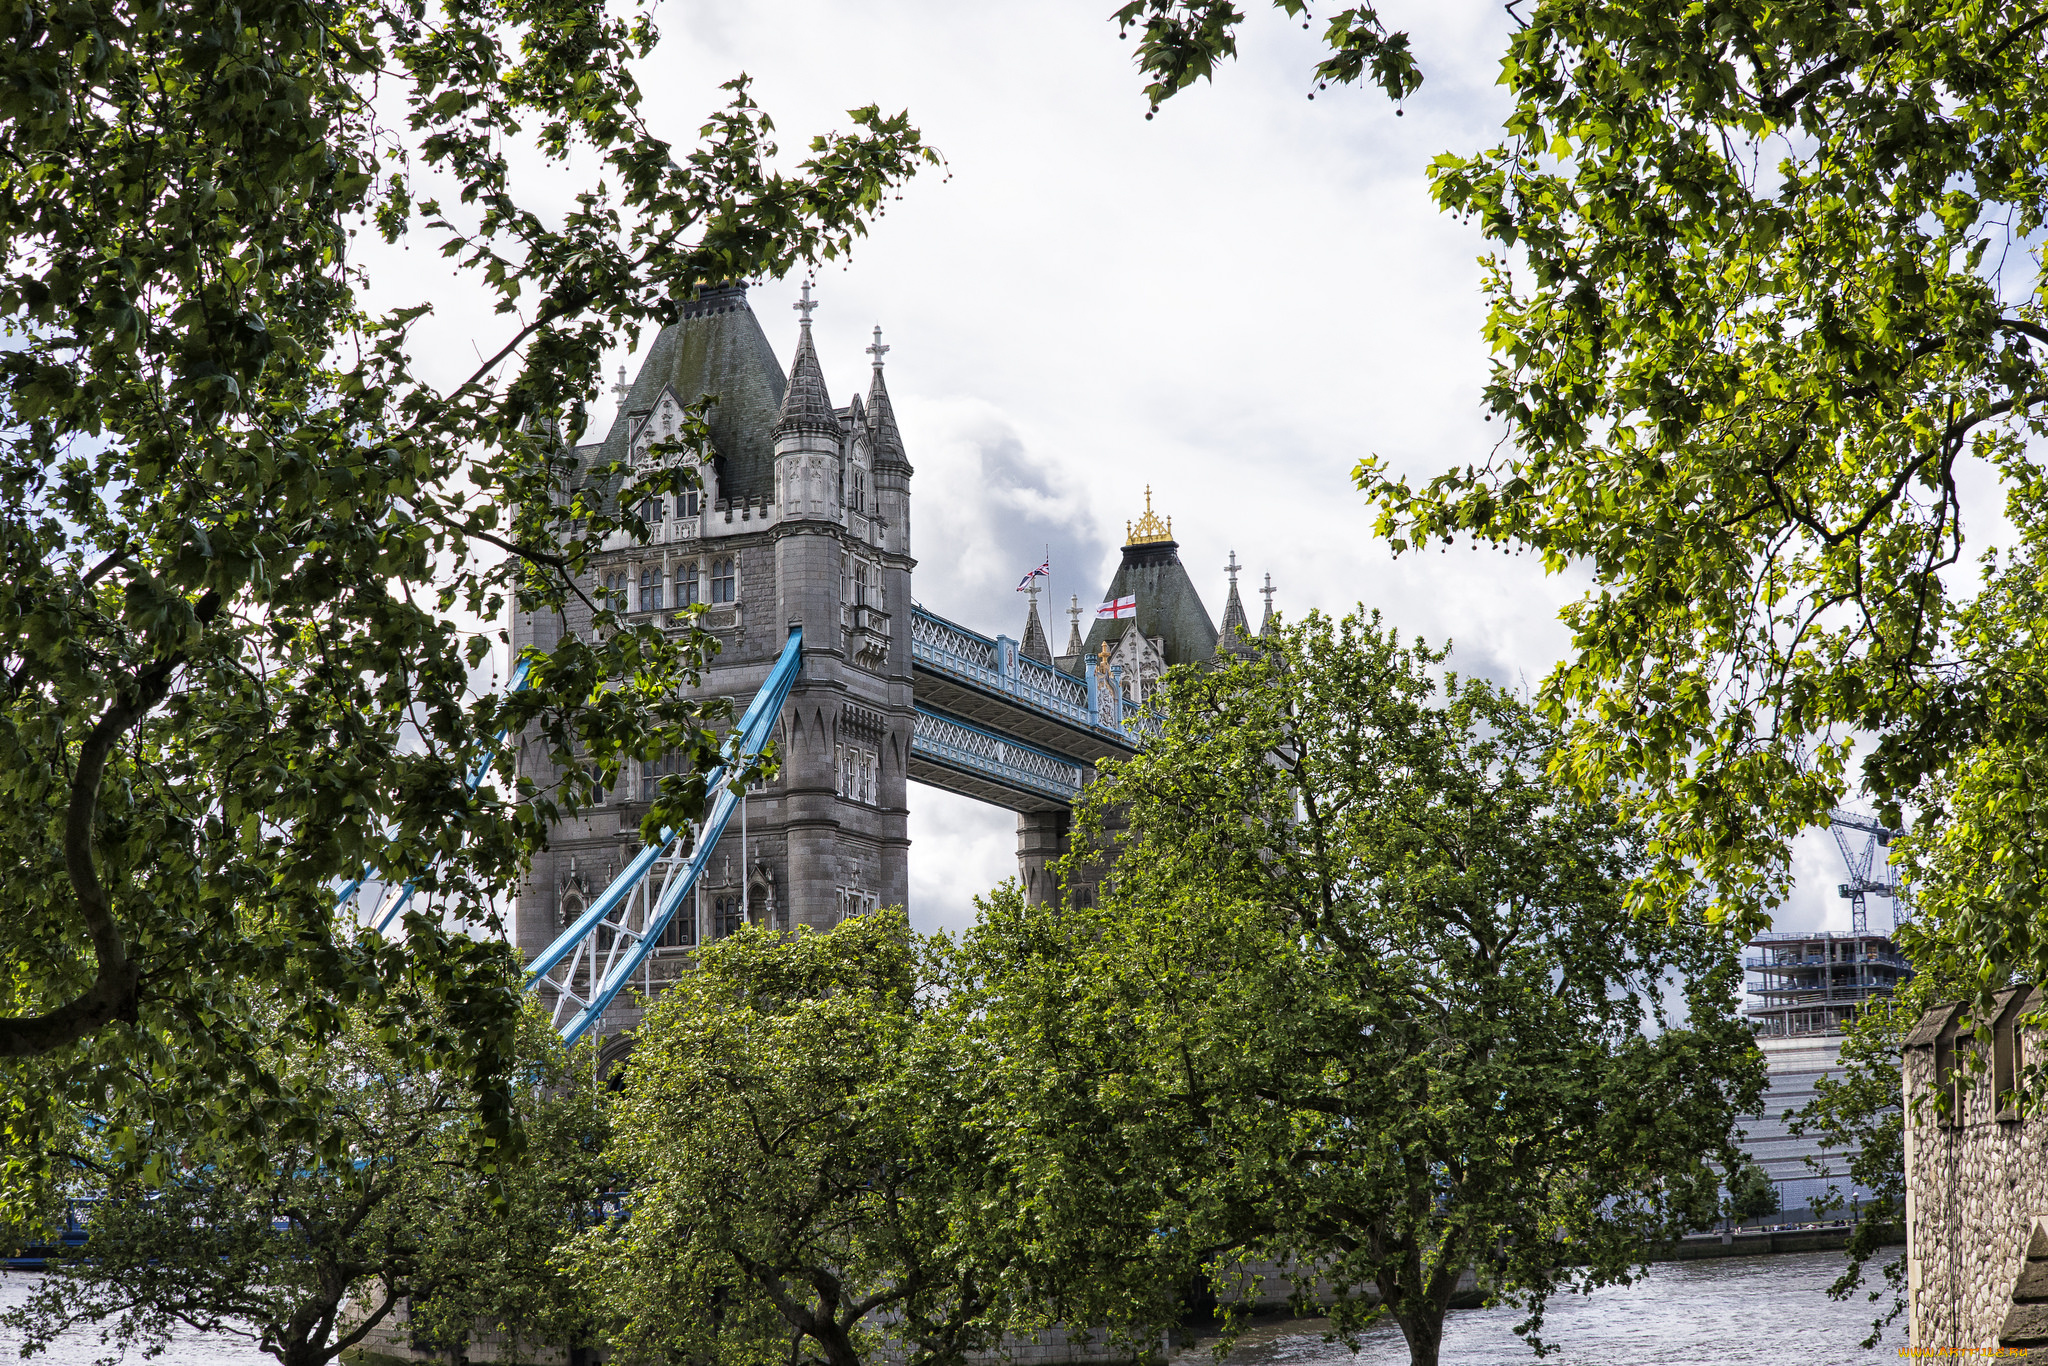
509 282 1271 1042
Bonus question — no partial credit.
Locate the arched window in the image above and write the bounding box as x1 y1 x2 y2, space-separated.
851 467 867 514
678 561 700 607
639 566 662 612
642 496 665 523
711 558 736 604
680 489 701 518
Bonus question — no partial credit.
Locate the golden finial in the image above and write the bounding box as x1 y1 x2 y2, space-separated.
1126 485 1174 546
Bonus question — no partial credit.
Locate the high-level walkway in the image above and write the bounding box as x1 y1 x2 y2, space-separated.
905 606 1147 812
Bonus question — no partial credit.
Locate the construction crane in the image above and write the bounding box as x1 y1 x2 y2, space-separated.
1828 806 1905 934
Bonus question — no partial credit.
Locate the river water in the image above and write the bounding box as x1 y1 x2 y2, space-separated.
1202 1251 1899 1366
0 1250 1892 1364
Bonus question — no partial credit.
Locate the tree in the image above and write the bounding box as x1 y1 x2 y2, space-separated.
1117 0 2048 1001
1723 1157 1779 1229
956 610 1766 1366
0 0 936 1212
1 994 607 1366
570 909 1016 1366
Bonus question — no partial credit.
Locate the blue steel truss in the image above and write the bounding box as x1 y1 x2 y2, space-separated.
524 628 803 1043
910 706 1087 805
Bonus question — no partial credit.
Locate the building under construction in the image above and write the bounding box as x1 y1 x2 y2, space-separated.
1735 929 1914 1219
1746 929 1915 1036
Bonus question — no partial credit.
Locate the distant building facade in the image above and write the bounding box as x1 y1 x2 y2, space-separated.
1736 930 1913 1215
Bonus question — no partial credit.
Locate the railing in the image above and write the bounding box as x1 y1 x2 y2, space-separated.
911 707 1085 804
910 606 1139 746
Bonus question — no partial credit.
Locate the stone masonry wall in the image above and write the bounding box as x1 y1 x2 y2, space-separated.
1903 987 2048 1357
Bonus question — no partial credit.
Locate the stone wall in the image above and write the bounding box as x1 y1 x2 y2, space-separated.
1903 986 2048 1357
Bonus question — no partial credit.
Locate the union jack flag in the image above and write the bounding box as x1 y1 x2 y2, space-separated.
1015 559 1050 591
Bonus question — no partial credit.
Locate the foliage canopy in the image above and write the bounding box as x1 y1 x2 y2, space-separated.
0 0 935 1206
2 997 608 1366
1119 0 2048 997
958 612 1765 1366
573 910 1016 1366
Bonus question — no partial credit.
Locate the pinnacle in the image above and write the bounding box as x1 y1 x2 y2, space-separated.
774 319 839 440
867 364 908 468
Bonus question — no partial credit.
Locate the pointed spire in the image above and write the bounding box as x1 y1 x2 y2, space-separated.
1021 594 1053 665
1218 550 1253 656
1259 572 1278 637
865 324 908 469
1064 594 1084 658
774 279 838 440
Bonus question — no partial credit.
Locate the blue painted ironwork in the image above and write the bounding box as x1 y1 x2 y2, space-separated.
911 607 1117 736
5 1199 92 1270
910 706 1086 804
527 628 804 1043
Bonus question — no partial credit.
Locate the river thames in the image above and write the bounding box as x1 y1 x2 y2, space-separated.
0 1249 1895 1364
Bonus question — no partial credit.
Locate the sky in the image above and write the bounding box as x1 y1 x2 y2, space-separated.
366 0 1872 943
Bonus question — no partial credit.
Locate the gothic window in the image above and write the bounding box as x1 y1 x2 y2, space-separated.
850 467 867 514
853 560 870 608
835 744 879 804
601 570 630 604
639 566 663 612
678 561 701 607
711 557 736 604
680 489 701 518
642 496 665 523
836 888 879 923
712 894 744 939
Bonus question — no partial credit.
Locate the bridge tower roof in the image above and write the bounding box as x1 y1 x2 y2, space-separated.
1077 489 1219 671
591 281 789 506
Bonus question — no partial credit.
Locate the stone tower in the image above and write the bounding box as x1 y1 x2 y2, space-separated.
510 283 916 1024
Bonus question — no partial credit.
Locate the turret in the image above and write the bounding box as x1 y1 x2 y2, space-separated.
775 281 843 522
1217 550 1254 657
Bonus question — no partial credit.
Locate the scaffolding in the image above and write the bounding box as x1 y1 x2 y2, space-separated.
1745 929 1914 1036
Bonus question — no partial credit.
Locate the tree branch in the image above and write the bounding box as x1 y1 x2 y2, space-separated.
0 591 219 1057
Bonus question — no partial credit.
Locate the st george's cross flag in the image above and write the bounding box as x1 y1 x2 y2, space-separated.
1015 559 1050 591
1097 595 1137 619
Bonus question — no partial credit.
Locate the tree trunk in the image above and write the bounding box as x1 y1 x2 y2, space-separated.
809 1320 866 1366
1394 1307 1446 1366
